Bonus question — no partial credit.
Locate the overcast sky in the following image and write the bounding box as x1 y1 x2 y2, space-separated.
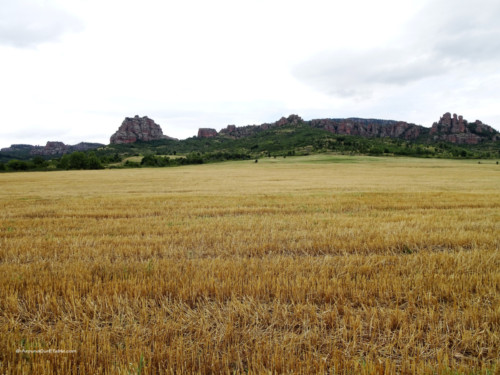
1 0 499 147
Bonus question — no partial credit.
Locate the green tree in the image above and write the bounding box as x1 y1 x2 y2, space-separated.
69 152 88 169
6 160 29 171
57 155 70 169
87 152 104 169
32 156 48 169
141 154 158 167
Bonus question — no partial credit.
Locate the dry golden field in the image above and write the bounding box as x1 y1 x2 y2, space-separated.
0 155 499 374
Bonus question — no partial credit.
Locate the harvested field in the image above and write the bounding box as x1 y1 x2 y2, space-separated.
0 156 499 374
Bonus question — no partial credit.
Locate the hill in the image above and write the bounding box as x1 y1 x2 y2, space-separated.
0 142 104 163
1 112 498 170
196 113 498 144
98 113 499 163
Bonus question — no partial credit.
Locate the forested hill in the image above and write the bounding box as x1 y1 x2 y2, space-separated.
196 113 498 145
1 113 499 170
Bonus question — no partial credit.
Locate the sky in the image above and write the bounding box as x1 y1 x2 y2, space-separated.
1 0 500 147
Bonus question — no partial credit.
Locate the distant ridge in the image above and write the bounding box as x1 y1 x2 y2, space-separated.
197 113 498 145
1 141 104 157
1 112 498 158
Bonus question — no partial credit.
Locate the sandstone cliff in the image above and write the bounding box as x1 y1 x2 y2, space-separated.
214 115 305 139
309 118 425 140
197 128 218 138
200 114 424 140
110 115 176 144
429 112 498 144
197 113 498 144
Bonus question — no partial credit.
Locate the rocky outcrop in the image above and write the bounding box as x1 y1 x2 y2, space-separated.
218 115 305 138
217 114 426 140
110 115 176 144
309 118 425 140
206 113 498 144
430 112 498 144
276 114 303 126
197 128 218 138
30 141 68 155
72 142 105 152
3 112 497 157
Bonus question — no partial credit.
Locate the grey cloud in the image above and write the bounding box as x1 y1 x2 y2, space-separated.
410 0 500 62
433 30 500 62
293 0 500 98
0 0 83 48
293 49 449 97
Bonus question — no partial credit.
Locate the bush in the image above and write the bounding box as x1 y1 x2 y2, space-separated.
56 152 103 170
32 156 48 168
69 152 88 169
6 160 30 171
57 155 70 169
124 160 141 168
141 154 158 167
87 152 104 169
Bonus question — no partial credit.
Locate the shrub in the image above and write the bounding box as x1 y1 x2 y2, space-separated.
6 159 29 171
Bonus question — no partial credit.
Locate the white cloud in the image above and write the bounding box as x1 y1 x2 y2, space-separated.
293 49 450 98
0 0 84 48
0 0 499 148
291 0 500 128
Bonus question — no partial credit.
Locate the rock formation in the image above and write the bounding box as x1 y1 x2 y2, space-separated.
30 141 69 155
430 112 498 144
197 128 218 138
207 114 425 140
216 115 305 138
72 142 105 152
309 118 424 140
199 112 498 144
110 115 176 144
3 112 497 156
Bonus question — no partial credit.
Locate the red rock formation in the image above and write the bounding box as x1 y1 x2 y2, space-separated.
29 141 69 156
110 116 175 144
218 115 304 138
197 128 218 138
430 112 498 144
431 113 465 134
309 118 423 140
276 114 303 126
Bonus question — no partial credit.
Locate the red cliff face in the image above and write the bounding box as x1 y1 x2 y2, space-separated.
309 118 423 140
275 114 303 126
430 113 465 134
30 142 69 156
128 113 496 144
430 113 498 144
218 115 305 138
110 116 175 144
197 128 218 138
